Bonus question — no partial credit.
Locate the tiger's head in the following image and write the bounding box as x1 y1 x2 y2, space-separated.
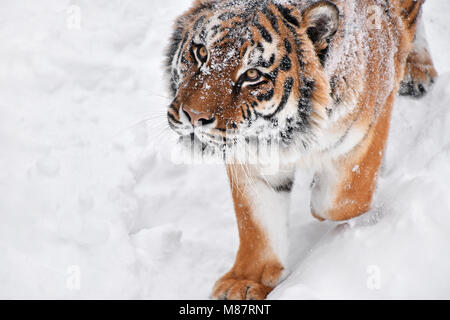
166 0 339 161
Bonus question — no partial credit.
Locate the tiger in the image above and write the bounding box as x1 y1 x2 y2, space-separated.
165 0 437 300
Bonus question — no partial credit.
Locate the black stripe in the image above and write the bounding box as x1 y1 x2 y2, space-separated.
266 67 279 84
279 19 306 71
275 5 299 27
255 54 275 68
402 1 419 18
180 52 188 65
172 71 179 86
199 27 208 42
256 42 265 53
256 88 274 102
193 16 206 31
166 27 184 68
218 12 237 21
278 80 315 144
402 0 423 28
210 24 221 38
297 53 306 69
284 39 292 54
263 77 294 119
169 101 179 113
247 80 269 90
409 12 420 28
241 106 248 120
299 78 315 99
408 5 422 28
265 9 279 33
167 112 182 125
219 23 245 34
279 55 291 71
280 18 302 47
297 97 312 123
240 46 249 59
212 33 234 47
255 23 273 43
177 32 189 63
298 78 315 122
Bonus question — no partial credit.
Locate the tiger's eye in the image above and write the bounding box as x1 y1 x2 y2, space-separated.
198 46 208 59
246 69 260 80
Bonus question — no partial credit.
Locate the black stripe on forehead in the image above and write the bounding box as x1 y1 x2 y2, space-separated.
279 20 306 70
280 17 301 46
218 23 246 36
248 38 278 69
256 42 264 53
272 10 306 71
193 16 206 31
255 54 275 68
212 32 236 47
254 21 273 43
275 4 300 27
265 8 279 33
218 12 237 21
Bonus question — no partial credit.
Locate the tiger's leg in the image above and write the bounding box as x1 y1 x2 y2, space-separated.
311 93 395 221
212 164 294 300
399 15 438 98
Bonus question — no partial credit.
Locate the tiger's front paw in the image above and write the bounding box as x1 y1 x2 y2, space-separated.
399 72 436 98
211 263 284 300
212 279 272 300
399 50 438 98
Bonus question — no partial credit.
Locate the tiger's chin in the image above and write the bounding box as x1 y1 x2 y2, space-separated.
173 127 311 168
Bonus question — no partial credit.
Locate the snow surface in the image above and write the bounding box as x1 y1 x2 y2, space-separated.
1 0 450 299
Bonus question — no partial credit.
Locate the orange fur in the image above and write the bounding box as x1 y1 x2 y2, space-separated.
166 0 437 300
212 165 284 300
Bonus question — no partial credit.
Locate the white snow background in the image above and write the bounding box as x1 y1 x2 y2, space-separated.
1 0 450 299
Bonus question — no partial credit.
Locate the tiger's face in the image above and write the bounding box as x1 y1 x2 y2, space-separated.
166 0 339 159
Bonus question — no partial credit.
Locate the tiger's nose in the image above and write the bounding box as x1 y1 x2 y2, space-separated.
182 106 216 127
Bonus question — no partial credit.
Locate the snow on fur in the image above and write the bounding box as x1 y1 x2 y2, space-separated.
0 0 449 299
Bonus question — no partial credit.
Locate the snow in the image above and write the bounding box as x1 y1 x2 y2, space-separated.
1 0 450 299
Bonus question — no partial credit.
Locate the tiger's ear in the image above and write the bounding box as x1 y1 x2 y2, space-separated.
302 1 340 55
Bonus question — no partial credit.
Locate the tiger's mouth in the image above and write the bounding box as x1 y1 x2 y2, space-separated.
176 128 239 153
169 108 310 151
172 119 307 161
